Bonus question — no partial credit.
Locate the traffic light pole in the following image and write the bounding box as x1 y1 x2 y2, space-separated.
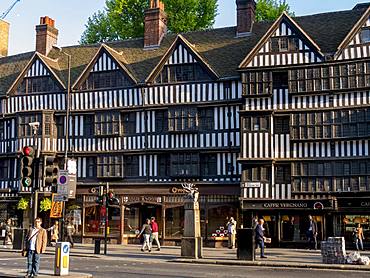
31 128 40 221
104 182 109 255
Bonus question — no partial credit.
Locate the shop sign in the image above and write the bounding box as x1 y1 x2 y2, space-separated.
338 199 370 209
170 187 187 194
262 202 308 208
50 194 64 218
243 199 333 210
123 196 162 204
244 182 261 188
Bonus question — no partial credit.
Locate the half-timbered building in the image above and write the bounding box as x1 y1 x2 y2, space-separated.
0 0 369 247
239 2 370 247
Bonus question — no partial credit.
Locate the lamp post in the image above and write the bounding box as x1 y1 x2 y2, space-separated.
52 45 72 241
52 45 71 170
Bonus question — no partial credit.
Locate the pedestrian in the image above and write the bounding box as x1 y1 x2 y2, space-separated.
354 223 364 251
227 217 237 249
4 219 13 245
24 217 47 278
66 221 75 248
255 218 267 258
251 215 258 229
306 215 318 250
150 217 160 251
137 218 152 252
48 221 59 245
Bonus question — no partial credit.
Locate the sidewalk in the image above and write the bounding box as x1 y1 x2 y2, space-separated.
1 244 370 272
0 269 92 278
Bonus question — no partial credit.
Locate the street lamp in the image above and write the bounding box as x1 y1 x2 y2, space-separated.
52 45 71 170
53 45 72 241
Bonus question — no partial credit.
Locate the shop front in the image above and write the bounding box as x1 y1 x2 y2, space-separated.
334 197 370 250
80 185 240 246
241 199 335 248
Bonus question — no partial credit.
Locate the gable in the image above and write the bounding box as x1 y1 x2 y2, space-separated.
165 43 197 65
241 16 323 68
91 51 120 72
9 56 64 95
149 36 218 83
336 13 370 60
25 59 50 77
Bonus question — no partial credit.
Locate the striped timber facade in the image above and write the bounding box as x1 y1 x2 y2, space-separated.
239 11 370 204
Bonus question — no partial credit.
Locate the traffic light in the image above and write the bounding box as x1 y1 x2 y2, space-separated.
95 185 104 205
21 146 35 188
44 156 59 191
107 190 119 206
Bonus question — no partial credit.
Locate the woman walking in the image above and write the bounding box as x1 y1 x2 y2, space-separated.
48 221 59 245
137 219 152 252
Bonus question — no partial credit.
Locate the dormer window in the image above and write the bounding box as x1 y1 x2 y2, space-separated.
360 27 370 43
271 37 298 52
80 69 133 90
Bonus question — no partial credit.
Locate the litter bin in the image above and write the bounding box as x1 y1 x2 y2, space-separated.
94 238 101 254
13 228 26 250
237 228 255 261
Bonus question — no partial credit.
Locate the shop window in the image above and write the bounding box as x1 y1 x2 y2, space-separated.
80 70 133 90
200 154 217 176
207 206 237 238
168 107 198 132
95 112 120 136
199 107 214 131
155 110 168 133
342 215 370 247
122 112 136 135
170 153 199 177
124 155 139 177
165 207 184 238
97 155 123 178
124 207 140 235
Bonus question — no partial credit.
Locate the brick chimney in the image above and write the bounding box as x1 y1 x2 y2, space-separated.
144 0 167 48
236 0 256 37
35 16 58 55
0 19 10 57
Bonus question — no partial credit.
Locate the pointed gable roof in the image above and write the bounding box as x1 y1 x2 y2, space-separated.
334 6 370 60
7 52 66 95
239 12 324 68
72 44 138 89
146 34 219 83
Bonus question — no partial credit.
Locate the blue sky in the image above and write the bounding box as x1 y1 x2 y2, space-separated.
1 0 364 55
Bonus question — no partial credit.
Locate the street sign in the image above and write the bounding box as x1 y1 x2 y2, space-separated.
50 194 64 218
67 159 77 199
57 170 69 200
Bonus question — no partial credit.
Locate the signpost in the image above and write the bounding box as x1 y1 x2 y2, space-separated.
57 170 69 201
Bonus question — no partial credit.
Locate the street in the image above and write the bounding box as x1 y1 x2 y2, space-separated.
0 251 369 278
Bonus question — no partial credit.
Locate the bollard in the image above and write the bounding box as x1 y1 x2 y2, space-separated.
54 242 70 276
94 238 101 254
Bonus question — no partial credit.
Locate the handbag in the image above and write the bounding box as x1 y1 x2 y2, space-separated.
21 250 28 257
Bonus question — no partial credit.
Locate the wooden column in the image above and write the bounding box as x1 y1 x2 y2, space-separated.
120 202 125 245
161 205 166 246
82 195 86 243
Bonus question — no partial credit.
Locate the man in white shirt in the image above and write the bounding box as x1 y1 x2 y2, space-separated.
24 217 47 278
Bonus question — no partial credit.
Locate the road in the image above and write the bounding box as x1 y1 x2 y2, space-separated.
0 252 369 278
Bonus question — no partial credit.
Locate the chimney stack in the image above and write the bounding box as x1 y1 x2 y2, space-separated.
35 16 58 55
236 0 256 37
0 19 10 57
144 0 167 48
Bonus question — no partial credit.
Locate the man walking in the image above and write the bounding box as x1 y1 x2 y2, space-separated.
24 217 47 278
255 218 267 258
227 217 237 249
306 215 318 250
150 217 160 251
